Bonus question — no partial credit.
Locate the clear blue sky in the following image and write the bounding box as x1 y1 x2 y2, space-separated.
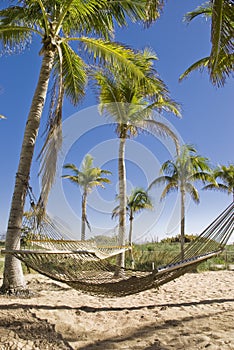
0 1 233 242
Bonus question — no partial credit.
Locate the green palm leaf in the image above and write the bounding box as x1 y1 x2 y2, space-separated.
185 183 199 203
77 37 148 82
57 41 87 105
179 57 210 82
181 1 234 86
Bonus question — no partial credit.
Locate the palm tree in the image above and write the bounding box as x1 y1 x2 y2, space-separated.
180 0 234 86
112 188 153 268
62 154 111 240
0 0 165 292
149 145 214 259
93 51 181 267
203 164 234 202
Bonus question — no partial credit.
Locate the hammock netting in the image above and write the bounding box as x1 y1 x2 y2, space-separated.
2 202 234 297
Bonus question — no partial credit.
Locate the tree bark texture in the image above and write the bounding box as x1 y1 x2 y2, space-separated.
1 49 55 293
117 136 127 268
81 190 87 241
180 188 185 260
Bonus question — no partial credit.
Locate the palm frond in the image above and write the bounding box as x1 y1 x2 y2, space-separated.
85 215 92 232
185 183 200 204
179 57 210 81
216 183 233 194
128 188 153 212
0 26 34 53
210 0 224 70
147 97 181 117
100 169 112 176
62 0 164 38
143 119 180 154
209 52 234 86
77 37 148 82
0 4 44 27
160 160 178 176
0 4 44 53
203 183 219 191
204 182 230 194
38 118 62 208
63 163 80 176
183 3 212 22
55 41 87 105
210 0 234 62
148 175 171 190
160 182 178 200
190 171 216 184
61 0 115 39
144 0 164 26
82 154 94 172
61 174 80 184
182 0 234 86
96 177 111 184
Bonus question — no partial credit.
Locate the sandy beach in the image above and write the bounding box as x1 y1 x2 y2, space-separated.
0 270 234 350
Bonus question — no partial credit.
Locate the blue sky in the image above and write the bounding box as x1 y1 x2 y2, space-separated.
0 1 233 242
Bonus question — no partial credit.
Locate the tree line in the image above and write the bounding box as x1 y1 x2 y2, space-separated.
0 0 233 293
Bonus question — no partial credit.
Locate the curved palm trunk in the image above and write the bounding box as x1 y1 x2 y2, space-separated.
117 136 127 268
1 49 55 293
81 190 88 241
128 209 135 268
180 188 185 260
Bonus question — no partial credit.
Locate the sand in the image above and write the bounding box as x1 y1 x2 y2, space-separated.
0 270 234 350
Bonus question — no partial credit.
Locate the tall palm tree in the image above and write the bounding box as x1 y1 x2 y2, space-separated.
0 0 165 293
62 154 111 241
112 187 153 268
180 0 234 86
149 145 214 259
203 164 234 202
93 52 181 267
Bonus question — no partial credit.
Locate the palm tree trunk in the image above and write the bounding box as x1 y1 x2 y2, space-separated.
128 209 135 268
117 136 127 268
128 211 133 246
81 190 87 241
1 49 55 293
180 188 185 260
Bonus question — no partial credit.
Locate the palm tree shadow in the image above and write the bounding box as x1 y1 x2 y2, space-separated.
78 297 234 313
0 297 233 313
76 308 232 350
0 298 233 349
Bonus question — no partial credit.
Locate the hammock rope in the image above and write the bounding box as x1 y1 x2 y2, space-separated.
2 202 233 297
21 210 130 259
